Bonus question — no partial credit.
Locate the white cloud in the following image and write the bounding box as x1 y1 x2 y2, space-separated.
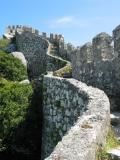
55 16 74 25
49 16 88 28
49 16 75 28
48 16 119 29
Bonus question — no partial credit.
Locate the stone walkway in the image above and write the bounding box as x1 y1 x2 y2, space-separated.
107 147 120 160
46 41 71 76
107 112 120 159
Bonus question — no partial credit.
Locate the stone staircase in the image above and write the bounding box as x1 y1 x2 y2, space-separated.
111 112 120 139
107 112 120 159
47 42 66 61
49 43 59 56
47 41 71 76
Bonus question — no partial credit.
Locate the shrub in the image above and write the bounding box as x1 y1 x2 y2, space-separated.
96 128 120 160
0 51 27 81
0 38 10 50
53 63 72 77
0 79 33 146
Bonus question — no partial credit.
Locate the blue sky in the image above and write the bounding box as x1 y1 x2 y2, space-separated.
0 0 120 46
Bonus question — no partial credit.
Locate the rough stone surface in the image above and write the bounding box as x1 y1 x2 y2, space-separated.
59 42 74 61
19 79 30 84
11 52 27 66
3 33 14 39
5 25 75 62
5 24 120 160
16 31 48 79
113 25 120 58
111 112 120 139
16 32 68 80
107 147 120 160
111 112 120 125
46 42 69 75
46 43 67 72
92 32 113 61
72 26 120 111
4 44 17 53
5 25 39 37
42 75 110 160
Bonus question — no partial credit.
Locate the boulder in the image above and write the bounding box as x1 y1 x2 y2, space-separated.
11 52 27 66
20 79 30 84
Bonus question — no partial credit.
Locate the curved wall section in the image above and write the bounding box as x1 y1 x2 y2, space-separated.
42 75 110 160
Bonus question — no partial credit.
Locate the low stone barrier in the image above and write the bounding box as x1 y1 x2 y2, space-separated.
42 75 110 160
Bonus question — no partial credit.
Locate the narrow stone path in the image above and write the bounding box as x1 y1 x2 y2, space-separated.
111 112 120 139
46 41 71 76
47 42 69 63
107 147 120 160
107 112 120 159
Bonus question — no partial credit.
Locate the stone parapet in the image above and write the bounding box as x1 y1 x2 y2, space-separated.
42 75 110 160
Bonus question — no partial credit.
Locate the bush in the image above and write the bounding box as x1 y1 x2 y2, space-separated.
96 128 120 160
53 63 72 77
0 51 27 81
0 79 33 145
0 39 10 50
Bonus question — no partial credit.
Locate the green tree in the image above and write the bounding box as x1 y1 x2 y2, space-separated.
0 51 27 81
0 38 10 50
0 79 32 143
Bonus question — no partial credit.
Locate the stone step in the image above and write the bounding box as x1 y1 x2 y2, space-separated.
50 45 58 49
50 50 58 53
106 112 120 159
110 112 120 126
51 46 58 49
51 50 58 52
107 147 120 160
112 125 120 138
50 51 58 55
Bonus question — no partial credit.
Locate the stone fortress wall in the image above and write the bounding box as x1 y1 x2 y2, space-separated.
16 31 48 79
3 25 113 160
5 25 74 60
6 25 39 35
42 75 110 160
6 25 63 40
4 25 74 79
72 25 120 111
15 31 68 79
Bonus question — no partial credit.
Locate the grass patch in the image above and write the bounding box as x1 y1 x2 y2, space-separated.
0 38 10 50
53 64 72 77
96 128 120 160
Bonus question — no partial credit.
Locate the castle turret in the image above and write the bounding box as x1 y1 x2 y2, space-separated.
113 25 120 58
92 32 113 62
79 43 92 64
42 32 47 38
50 33 54 40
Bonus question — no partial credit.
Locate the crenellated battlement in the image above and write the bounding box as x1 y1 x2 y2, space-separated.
6 25 39 35
76 42 93 64
73 32 114 64
92 32 113 61
72 24 120 111
5 25 64 42
1 24 115 160
4 25 75 60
